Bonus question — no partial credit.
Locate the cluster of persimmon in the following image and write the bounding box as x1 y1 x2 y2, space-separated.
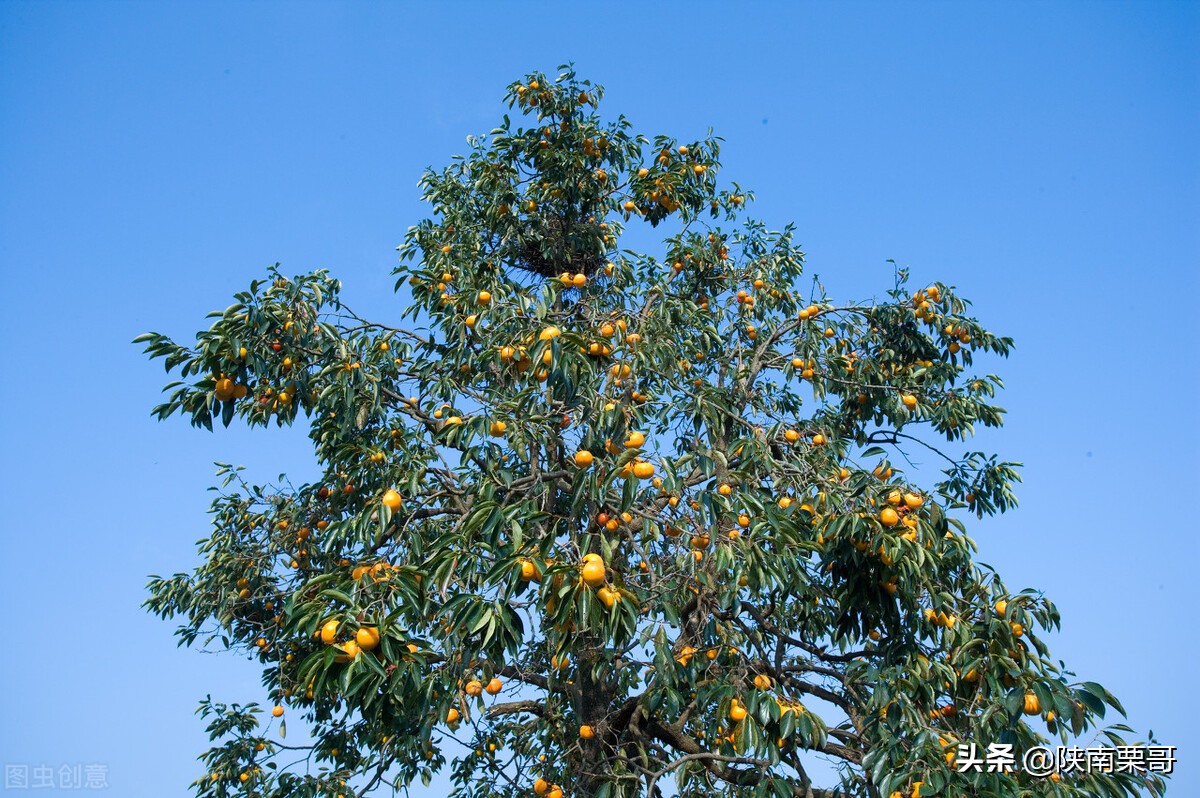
315 617 382 663
877 488 925 530
911 283 944 322
212 373 250 402
448 675 505 723
556 271 588 288
349 560 398 582
619 144 710 217
206 281 339 414
942 322 973 355
572 428 656 481
668 648 816 753
578 553 622 609
880 596 1057 749
531 777 564 798
513 76 576 111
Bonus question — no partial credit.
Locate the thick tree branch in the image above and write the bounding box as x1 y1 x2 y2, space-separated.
485 700 545 719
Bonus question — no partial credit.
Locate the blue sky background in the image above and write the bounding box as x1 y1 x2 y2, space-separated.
1 1 1196 795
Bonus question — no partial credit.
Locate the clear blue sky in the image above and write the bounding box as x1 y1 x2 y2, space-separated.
1 1 1196 795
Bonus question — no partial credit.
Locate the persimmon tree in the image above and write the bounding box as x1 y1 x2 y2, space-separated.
139 66 1166 798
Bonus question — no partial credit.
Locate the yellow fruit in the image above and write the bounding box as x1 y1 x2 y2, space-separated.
271 705 284 717
784 429 800 442
902 394 918 409
610 363 632 379
753 674 772 690
477 290 492 305
579 724 595 739
632 461 656 479
446 708 460 723
880 507 900 527
729 701 748 721
334 639 360 662
903 492 923 509
1023 692 1041 715
520 560 539 581
539 326 561 341
356 627 380 651
994 599 1008 616
485 677 503 695
465 679 483 696
624 430 646 448
534 778 549 795
811 433 826 446
548 787 563 798
382 489 402 512
581 558 606 587
597 586 618 608
320 619 339 645
574 450 593 468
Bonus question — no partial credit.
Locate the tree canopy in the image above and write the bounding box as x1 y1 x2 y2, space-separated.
139 66 1166 798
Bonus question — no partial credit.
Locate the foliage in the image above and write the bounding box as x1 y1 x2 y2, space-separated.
139 66 1165 798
